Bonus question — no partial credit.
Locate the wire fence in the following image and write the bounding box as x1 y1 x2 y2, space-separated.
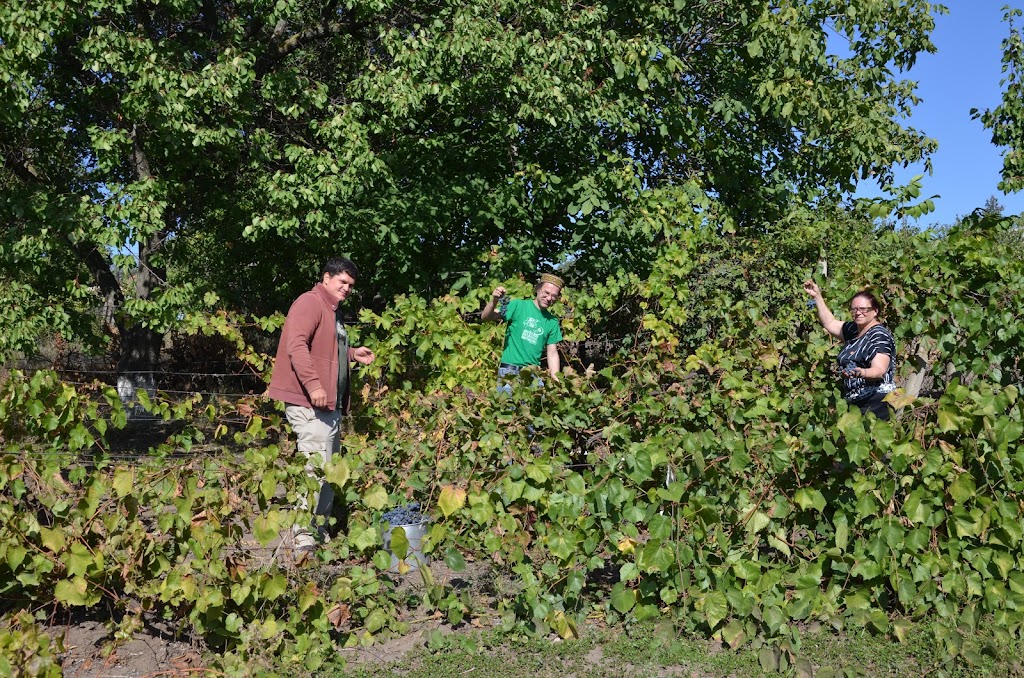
3 360 600 470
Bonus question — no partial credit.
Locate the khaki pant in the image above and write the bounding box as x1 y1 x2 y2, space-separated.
285 405 341 548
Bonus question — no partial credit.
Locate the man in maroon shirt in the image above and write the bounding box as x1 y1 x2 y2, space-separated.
268 257 375 558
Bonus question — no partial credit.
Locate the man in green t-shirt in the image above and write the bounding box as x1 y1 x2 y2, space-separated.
481 273 564 388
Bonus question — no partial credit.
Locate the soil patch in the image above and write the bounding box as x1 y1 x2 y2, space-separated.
52 617 203 677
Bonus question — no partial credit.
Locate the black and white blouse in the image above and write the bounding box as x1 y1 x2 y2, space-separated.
838 322 896 402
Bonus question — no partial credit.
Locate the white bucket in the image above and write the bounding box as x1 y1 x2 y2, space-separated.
383 521 429 571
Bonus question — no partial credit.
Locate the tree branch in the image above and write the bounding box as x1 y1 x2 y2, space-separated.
1 148 42 184
256 18 367 76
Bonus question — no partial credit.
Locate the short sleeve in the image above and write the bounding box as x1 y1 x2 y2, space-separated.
841 321 858 342
547 321 563 345
873 328 896 358
502 299 519 323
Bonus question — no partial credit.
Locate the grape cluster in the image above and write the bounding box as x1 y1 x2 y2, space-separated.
806 297 816 309
381 502 425 527
498 295 510 318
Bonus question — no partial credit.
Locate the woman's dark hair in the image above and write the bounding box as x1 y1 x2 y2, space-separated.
848 289 882 314
322 256 359 281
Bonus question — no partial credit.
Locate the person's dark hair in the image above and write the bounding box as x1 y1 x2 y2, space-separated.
848 289 882 314
322 256 358 281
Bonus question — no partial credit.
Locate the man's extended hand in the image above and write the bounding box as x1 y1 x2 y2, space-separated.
351 346 375 365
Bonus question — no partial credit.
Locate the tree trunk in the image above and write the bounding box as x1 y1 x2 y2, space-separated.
116 125 167 420
116 323 161 420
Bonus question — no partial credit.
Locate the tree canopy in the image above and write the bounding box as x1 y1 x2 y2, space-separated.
975 5 1024 195
2 0 944 365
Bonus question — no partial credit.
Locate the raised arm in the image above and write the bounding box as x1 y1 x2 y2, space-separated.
803 280 844 339
481 286 506 322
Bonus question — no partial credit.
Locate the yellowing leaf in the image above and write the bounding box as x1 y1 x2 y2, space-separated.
262 573 288 600
362 484 388 510
937 407 960 432
39 527 65 552
298 582 319 612
892 618 912 643
54 576 91 606
837 411 863 435
721 619 747 649
885 389 916 409
617 537 638 554
744 510 770 534
325 458 350 488
703 590 728 629
113 467 135 499
550 610 578 639
260 617 281 640
253 511 281 546
389 526 410 560
438 485 467 517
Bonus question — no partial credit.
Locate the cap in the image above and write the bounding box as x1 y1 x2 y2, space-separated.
539 273 564 290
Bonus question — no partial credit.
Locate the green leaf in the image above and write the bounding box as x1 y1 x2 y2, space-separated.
365 608 388 633
262 573 288 600
610 583 636 614
547 532 576 561
948 473 976 505
349 525 378 552
389 526 410 560
793 488 826 512
444 548 466 572
253 512 281 546
224 613 243 634
759 646 780 672
835 513 850 551
62 543 96 577
745 510 770 534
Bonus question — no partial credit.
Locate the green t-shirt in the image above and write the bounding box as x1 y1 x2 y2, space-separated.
499 299 562 367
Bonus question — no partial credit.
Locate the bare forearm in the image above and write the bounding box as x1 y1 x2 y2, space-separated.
547 344 560 377
815 300 838 329
481 299 499 321
859 354 891 379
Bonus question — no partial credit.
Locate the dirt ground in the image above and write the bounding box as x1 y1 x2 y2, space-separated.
46 554 479 677
53 617 204 677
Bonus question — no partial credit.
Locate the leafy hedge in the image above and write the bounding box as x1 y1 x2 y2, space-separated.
2 212 1023 673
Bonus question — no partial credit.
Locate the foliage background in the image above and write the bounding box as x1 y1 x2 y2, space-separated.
3 206 1024 673
5 0 1024 674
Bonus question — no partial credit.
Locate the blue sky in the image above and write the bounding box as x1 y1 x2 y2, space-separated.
854 1 1024 226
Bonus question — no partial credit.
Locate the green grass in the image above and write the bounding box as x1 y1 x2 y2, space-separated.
328 618 1024 678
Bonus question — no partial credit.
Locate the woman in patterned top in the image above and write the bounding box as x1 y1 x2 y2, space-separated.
803 281 897 420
